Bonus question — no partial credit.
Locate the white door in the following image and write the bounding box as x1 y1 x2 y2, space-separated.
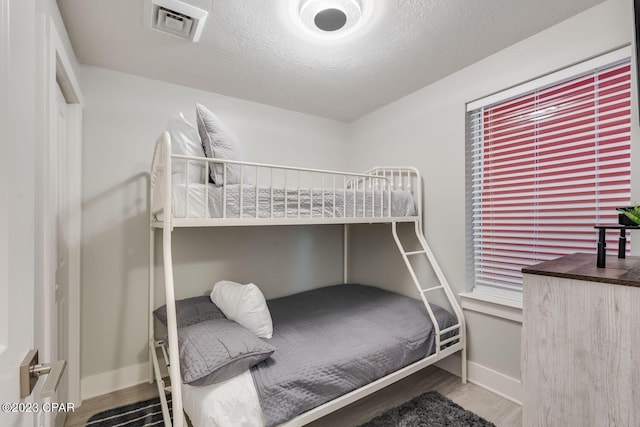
1 4 82 427
0 203 36 427
0 108 37 425
0 0 37 426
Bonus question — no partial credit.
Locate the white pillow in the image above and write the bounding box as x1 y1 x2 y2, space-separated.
210 281 273 339
166 113 206 184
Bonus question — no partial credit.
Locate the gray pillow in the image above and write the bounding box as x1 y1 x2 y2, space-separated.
153 296 225 328
195 103 248 186
176 318 276 386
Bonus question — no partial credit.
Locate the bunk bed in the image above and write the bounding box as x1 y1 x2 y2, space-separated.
149 126 467 427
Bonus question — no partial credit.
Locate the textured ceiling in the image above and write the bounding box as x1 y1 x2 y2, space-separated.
57 0 605 122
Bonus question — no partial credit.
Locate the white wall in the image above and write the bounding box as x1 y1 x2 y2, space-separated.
79 66 349 390
347 0 634 391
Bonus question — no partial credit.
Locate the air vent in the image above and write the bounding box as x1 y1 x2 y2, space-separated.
144 0 208 42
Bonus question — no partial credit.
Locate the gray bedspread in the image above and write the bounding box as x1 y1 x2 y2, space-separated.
250 284 457 427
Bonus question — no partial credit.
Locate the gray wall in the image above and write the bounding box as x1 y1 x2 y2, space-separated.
79 66 349 380
346 0 634 381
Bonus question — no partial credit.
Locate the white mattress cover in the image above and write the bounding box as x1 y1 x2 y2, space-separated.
163 183 416 220
182 369 265 427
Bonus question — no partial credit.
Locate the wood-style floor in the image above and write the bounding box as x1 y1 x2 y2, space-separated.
65 366 522 427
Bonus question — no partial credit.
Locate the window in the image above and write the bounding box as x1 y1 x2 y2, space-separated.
467 48 631 299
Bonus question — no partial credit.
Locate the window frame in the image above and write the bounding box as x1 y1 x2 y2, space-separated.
465 46 632 302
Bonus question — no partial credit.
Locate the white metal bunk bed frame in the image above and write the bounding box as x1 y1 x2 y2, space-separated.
149 132 467 427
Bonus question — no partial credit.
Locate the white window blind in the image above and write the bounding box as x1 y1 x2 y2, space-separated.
468 52 631 296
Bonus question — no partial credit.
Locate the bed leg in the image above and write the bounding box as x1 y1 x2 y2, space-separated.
343 224 349 283
461 345 468 384
149 226 155 384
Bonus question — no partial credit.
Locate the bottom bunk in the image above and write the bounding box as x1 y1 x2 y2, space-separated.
153 283 461 427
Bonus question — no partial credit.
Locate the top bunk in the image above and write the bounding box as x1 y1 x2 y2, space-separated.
150 131 423 229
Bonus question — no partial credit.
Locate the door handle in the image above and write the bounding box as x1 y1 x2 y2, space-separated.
20 349 67 398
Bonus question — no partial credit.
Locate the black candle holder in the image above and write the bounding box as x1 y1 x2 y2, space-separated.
593 224 640 268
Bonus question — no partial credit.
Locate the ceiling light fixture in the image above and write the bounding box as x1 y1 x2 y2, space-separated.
298 0 363 39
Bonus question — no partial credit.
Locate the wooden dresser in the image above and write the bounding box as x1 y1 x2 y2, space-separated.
522 253 640 427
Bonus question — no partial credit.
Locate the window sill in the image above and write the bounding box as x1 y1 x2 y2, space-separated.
459 291 523 323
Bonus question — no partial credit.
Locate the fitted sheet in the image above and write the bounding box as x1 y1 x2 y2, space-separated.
168 183 417 219
182 284 457 427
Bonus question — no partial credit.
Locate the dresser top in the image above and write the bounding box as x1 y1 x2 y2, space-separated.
522 253 640 287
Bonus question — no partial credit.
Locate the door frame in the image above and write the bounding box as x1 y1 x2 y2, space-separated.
0 0 9 360
42 17 83 407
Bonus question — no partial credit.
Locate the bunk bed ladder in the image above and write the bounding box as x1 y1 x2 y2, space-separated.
391 221 467 383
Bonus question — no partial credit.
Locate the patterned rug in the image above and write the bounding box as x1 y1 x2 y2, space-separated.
85 395 171 426
359 391 496 427
86 390 493 426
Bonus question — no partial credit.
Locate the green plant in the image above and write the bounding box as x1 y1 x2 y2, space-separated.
621 204 640 225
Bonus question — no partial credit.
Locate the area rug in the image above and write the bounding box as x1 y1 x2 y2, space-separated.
86 395 171 426
85 391 492 427
358 391 496 427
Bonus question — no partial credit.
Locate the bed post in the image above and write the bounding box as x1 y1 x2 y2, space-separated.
163 212 183 426
161 133 184 427
148 132 184 427
148 220 155 384
343 224 349 283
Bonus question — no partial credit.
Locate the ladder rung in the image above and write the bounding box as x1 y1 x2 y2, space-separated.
440 324 460 335
164 385 172 392
420 285 444 293
440 335 460 346
405 250 426 256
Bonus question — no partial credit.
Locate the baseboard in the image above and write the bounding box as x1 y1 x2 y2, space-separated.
436 355 522 405
81 362 151 400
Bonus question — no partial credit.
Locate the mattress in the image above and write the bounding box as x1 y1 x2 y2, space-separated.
169 183 417 219
182 284 457 427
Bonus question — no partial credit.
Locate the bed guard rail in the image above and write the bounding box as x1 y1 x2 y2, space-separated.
150 133 422 223
353 167 422 220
